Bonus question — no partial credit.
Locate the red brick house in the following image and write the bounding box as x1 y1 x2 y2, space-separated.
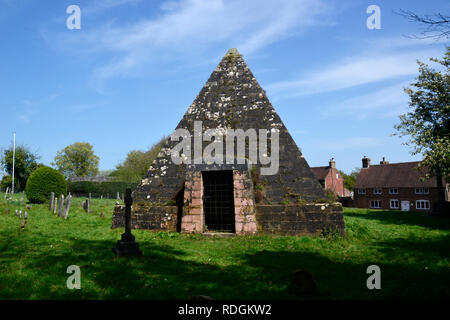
353 156 448 212
311 158 345 197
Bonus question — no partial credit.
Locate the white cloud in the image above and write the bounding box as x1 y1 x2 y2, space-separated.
267 48 442 97
321 81 411 120
45 0 331 83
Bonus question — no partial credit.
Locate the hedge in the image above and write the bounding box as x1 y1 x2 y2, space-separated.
68 181 139 198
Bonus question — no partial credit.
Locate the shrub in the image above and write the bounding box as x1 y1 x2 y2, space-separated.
25 167 67 203
1 175 14 192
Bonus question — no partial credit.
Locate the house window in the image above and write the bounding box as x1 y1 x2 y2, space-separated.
389 188 398 194
416 200 430 210
415 187 429 194
358 188 366 195
373 188 382 195
370 200 382 209
390 199 399 209
336 173 339 179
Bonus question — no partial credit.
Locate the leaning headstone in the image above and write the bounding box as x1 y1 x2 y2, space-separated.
63 195 72 219
15 209 18 216
58 194 64 217
19 210 22 218
24 211 28 219
4 187 9 200
49 192 55 211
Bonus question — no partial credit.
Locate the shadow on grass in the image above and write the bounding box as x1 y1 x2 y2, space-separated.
345 209 450 230
1 235 449 300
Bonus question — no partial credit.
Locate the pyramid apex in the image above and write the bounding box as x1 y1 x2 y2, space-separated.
225 48 240 56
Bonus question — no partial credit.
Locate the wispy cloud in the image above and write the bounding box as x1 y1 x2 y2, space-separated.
43 0 332 84
267 48 442 98
320 81 411 120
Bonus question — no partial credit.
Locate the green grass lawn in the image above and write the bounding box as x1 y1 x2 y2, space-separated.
0 192 449 300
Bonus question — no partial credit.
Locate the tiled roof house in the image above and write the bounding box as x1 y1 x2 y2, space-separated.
353 156 448 212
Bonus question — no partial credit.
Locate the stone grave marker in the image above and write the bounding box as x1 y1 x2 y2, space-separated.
53 197 58 214
49 192 55 211
63 195 72 219
83 198 90 213
58 194 64 217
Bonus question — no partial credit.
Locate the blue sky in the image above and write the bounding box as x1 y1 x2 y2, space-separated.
0 0 448 176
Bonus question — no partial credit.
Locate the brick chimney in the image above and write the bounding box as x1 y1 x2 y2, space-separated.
362 156 371 168
380 157 389 165
329 158 336 169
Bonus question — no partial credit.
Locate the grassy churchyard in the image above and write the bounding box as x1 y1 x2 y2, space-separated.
0 192 449 300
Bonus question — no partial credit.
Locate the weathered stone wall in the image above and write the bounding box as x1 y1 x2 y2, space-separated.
181 171 204 233
233 170 257 235
112 204 177 231
255 203 346 236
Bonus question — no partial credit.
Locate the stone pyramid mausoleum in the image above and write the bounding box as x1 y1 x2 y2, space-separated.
112 49 346 236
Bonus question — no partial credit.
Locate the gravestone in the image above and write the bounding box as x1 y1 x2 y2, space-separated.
63 195 72 219
112 188 142 257
83 198 90 213
116 192 120 200
49 192 55 211
53 197 58 214
21 212 28 229
58 194 64 217
4 187 9 200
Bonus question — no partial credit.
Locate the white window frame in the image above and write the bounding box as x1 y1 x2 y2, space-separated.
373 188 382 195
416 200 430 210
389 188 398 194
358 188 366 195
370 200 382 209
415 187 429 194
390 199 399 209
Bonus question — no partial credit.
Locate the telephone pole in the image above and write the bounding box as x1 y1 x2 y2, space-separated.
12 132 15 194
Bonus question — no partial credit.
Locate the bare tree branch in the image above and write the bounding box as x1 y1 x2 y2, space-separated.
394 9 450 40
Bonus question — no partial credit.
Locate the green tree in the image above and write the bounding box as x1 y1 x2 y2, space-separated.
394 47 449 212
53 142 100 178
0 145 40 191
112 137 167 182
339 168 360 191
